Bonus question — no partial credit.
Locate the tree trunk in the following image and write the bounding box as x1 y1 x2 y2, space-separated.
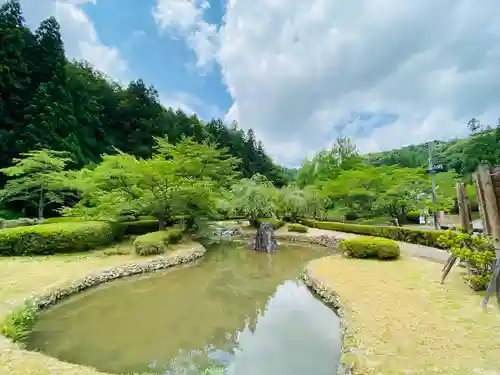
38 185 44 220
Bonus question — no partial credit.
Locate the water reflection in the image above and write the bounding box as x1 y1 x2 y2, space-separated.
27 243 340 375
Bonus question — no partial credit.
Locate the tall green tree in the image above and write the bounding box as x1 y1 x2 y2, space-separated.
64 138 240 230
0 149 74 219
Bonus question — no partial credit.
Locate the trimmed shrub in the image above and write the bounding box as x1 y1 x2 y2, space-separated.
254 218 285 230
405 210 420 224
116 215 136 223
300 219 455 249
340 237 400 260
121 220 159 235
137 215 156 221
288 223 308 233
0 221 114 256
133 228 184 256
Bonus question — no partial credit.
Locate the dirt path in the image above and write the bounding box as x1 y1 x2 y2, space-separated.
278 226 450 263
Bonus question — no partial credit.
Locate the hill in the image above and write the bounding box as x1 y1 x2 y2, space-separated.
365 126 500 176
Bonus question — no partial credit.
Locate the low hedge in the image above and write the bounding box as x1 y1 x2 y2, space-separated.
254 218 285 230
300 219 455 249
121 220 159 235
340 237 400 260
133 228 184 256
0 221 115 256
288 223 308 233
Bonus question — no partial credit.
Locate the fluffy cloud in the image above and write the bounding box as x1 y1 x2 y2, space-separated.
153 0 500 166
160 91 223 120
4 0 128 82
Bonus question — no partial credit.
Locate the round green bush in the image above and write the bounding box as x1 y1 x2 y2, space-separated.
339 237 400 260
287 223 308 233
133 228 183 256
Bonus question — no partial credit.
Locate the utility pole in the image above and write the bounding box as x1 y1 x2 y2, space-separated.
428 142 440 230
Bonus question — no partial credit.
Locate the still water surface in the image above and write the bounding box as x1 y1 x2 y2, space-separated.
27 242 340 374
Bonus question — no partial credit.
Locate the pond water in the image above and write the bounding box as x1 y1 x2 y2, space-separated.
27 242 341 375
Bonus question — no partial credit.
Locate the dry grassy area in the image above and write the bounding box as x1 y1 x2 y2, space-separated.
308 254 500 375
0 240 144 375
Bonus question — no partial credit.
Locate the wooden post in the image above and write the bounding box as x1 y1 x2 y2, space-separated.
476 165 500 309
457 182 473 232
473 172 490 234
441 183 473 284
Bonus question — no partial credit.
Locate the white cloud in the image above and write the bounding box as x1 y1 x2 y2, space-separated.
4 0 129 82
153 0 500 166
160 91 223 120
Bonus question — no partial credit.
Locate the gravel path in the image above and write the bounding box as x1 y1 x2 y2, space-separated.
279 227 450 263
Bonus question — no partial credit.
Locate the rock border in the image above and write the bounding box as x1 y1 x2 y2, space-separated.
302 262 361 375
237 232 343 249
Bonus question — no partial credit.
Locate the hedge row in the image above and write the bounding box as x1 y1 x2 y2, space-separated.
300 219 456 249
0 221 115 256
133 228 184 256
339 237 400 260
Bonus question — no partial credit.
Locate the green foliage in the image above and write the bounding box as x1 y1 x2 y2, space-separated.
340 237 400 260
62 137 239 234
0 149 75 219
1 302 37 344
133 228 183 256
227 174 278 224
295 136 364 187
0 208 23 219
42 216 87 224
0 221 114 256
287 223 308 233
121 220 159 235
301 219 455 249
254 217 285 230
437 230 495 290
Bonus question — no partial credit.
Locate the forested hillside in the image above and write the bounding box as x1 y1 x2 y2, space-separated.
0 0 287 188
365 119 500 176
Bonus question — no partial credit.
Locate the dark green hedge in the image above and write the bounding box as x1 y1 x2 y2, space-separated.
121 220 159 235
133 228 184 256
340 237 400 260
0 221 115 256
300 219 455 249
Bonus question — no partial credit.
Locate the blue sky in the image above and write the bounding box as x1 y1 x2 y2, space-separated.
82 0 232 121
10 0 500 167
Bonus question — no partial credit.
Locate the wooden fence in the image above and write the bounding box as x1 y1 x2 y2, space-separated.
471 165 500 308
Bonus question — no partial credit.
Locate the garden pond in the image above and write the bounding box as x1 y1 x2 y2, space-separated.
27 241 341 375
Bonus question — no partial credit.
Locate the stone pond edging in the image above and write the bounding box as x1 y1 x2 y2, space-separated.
302 263 361 375
236 232 344 250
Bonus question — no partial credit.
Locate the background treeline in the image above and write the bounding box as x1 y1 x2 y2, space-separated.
0 0 289 204
365 119 500 176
